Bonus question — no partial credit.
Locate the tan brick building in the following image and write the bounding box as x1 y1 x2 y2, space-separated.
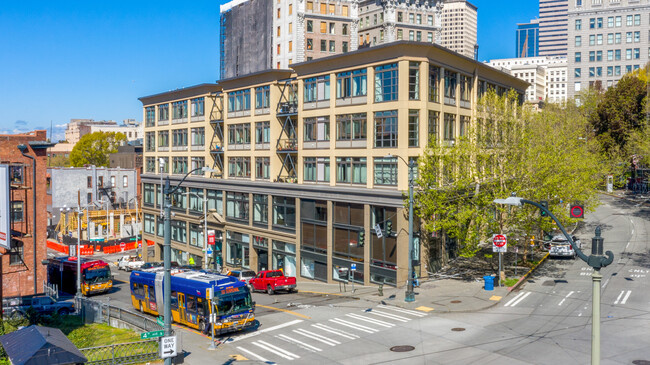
0 130 53 297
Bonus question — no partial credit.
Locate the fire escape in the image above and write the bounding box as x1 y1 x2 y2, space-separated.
275 79 299 183
209 91 224 178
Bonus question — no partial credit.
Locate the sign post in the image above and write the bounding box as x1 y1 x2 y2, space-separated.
160 336 177 359
350 263 357 292
492 234 507 286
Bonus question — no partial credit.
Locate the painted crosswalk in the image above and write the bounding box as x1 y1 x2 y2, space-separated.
614 290 632 305
504 291 531 307
234 304 429 362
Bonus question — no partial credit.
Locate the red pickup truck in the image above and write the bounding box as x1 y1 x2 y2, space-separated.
249 270 297 295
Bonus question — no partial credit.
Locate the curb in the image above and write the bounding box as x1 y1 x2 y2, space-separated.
508 252 550 292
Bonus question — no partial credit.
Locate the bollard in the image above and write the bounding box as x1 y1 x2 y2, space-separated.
378 283 384 296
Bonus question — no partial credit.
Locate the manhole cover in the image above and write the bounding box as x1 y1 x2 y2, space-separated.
451 327 466 332
450 300 462 304
632 361 650 365
390 345 415 352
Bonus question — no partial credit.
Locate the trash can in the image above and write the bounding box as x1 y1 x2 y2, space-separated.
483 275 495 291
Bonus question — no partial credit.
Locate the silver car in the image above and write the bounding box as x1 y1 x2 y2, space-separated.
549 235 581 258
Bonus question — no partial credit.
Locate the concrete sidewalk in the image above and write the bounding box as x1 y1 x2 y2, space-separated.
295 276 510 313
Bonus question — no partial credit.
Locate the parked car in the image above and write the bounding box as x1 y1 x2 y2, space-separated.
227 270 257 286
3 295 74 319
548 235 581 258
249 270 297 294
117 256 145 271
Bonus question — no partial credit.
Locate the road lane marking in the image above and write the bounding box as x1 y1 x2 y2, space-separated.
229 319 304 343
614 290 624 304
621 290 632 304
558 291 575 306
311 324 359 339
368 310 409 322
346 313 394 328
377 305 427 317
504 291 531 307
277 334 322 352
603 278 610 288
254 340 300 360
236 347 271 363
256 304 311 319
329 318 378 333
293 328 340 346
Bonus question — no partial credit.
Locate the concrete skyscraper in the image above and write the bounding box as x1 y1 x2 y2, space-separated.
539 0 568 56
439 0 478 59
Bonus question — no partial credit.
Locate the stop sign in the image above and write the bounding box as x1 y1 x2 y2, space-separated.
120 242 126 251
493 234 507 247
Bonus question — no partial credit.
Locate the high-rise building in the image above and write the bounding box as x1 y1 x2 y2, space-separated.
219 0 442 79
140 41 527 288
487 56 567 104
567 0 650 99
439 0 478 59
538 0 568 56
516 19 540 58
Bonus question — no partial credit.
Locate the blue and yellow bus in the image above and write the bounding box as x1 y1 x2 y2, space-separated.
129 270 257 335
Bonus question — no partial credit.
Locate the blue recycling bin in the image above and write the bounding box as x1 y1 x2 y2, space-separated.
483 275 495 291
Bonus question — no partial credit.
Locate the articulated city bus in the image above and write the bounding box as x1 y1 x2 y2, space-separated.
129 270 257 335
47 256 113 296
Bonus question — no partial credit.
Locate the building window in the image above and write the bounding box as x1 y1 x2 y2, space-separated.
374 157 397 186
408 110 419 147
304 116 330 142
172 100 188 120
428 110 439 141
226 192 249 222
575 36 581 47
575 68 581 78
342 23 348 35
273 196 296 230
320 21 327 33
302 200 328 255
145 132 155 152
145 157 156 173
409 30 414 41
307 20 313 32
336 157 366 184
189 224 203 248
615 16 621 27
342 41 348 53
336 69 367 98
597 17 603 28
256 157 270 180
207 189 223 216
304 157 330 182
408 62 420 100
110 176 116 187
255 121 270 144
306 38 313 50
158 131 169 148
374 110 398 148
227 89 251 112
371 206 397 269
143 183 155 205
191 127 205 146
170 220 187 244
575 19 582 30
188 188 203 213
228 123 251 145
444 70 457 105
331 202 363 264
429 65 440 102
172 129 188 147
122 175 128 188
158 104 169 122
336 113 366 141
374 63 398 102
253 194 268 226
145 106 155 127
634 14 641 26
397 29 403 40
460 74 472 103
11 201 23 222
575 52 581 62
144 213 155 234
228 157 251 178
254 86 270 111
320 39 326 52
9 244 23 266
304 76 330 102
191 157 205 175
226 231 250 267
459 116 470 137
191 97 204 117
172 157 188 175
444 113 456 141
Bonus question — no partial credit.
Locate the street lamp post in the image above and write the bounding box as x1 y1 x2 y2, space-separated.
162 166 213 365
493 196 613 365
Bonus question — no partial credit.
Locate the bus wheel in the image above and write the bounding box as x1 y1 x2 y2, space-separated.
267 285 274 295
199 320 207 333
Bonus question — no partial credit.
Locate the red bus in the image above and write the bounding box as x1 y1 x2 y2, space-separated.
47 256 113 296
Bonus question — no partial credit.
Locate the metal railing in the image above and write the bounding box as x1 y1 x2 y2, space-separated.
81 339 159 365
79 298 163 332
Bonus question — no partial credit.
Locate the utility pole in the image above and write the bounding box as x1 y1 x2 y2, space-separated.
76 190 82 299
163 176 173 365
405 159 415 302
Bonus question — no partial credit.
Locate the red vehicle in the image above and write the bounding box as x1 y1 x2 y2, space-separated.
47 256 113 296
249 270 296 294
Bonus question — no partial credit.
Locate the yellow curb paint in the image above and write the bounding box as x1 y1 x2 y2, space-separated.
256 304 312 319
415 306 434 312
230 355 248 361
489 296 502 301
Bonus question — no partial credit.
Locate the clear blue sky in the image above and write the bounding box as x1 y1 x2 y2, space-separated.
0 0 537 141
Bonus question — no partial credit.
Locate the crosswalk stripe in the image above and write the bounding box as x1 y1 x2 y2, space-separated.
346 313 394 328
253 340 300 360
504 292 525 307
368 310 409 322
277 334 322 352
621 290 632 304
505 291 531 307
329 318 378 333
615 290 632 305
311 324 359 340
236 346 272 363
293 328 339 346
377 305 427 317
230 319 304 343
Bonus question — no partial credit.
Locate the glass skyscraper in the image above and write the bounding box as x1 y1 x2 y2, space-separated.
516 20 539 58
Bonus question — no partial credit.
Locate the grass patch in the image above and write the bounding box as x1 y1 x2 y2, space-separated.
67 322 141 349
502 277 519 287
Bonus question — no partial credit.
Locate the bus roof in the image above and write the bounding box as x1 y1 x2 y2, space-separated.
131 270 243 298
49 256 109 270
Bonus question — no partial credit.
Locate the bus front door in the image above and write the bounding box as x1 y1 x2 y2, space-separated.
178 293 186 323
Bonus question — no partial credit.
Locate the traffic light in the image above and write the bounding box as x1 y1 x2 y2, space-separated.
540 200 549 217
385 221 393 237
358 230 365 247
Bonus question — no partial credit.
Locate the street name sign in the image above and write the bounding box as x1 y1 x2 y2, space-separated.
141 330 164 340
157 316 164 327
492 234 507 253
160 336 177 358
374 224 383 238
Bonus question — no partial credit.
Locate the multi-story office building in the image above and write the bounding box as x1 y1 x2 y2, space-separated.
516 19 540 57
220 0 443 79
140 41 527 287
539 0 568 56
439 0 478 59
567 0 650 99
64 119 142 144
487 56 567 104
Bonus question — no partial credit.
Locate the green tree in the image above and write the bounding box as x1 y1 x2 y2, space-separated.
48 154 70 167
414 90 604 257
70 132 126 167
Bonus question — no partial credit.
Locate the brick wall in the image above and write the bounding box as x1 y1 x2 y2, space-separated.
0 130 50 297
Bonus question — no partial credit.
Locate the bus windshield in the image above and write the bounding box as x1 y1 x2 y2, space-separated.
83 267 111 284
215 288 252 316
